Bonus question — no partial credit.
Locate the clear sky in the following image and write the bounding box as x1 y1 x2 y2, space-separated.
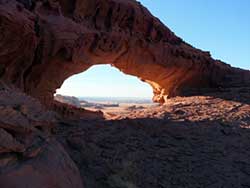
139 0 250 69
56 65 153 98
57 0 250 98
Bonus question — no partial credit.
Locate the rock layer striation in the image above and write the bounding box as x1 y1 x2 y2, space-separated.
0 0 250 105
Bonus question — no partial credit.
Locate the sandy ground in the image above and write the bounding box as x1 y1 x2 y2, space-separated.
83 103 159 116
82 96 250 128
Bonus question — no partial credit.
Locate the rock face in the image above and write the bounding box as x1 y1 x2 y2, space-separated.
0 82 83 188
0 0 250 106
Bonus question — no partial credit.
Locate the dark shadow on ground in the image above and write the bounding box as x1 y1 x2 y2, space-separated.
54 116 250 188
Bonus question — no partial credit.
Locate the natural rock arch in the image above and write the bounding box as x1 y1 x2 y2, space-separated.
0 0 250 107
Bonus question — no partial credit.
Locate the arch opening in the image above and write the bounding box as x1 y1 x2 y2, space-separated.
54 65 157 113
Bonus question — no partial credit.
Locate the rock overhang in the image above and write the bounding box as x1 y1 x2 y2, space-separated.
0 0 250 107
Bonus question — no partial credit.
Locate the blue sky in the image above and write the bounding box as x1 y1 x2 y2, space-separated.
139 0 250 69
57 0 250 98
56 65 153 98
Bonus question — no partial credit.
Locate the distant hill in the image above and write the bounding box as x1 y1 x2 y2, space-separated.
78 97 153 104
54 94 81 107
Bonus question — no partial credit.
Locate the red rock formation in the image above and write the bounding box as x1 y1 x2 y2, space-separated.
0 82 83 188
1 0 250 106
4 0 250 104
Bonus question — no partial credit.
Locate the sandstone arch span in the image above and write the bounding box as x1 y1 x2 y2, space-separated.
0 0 250 107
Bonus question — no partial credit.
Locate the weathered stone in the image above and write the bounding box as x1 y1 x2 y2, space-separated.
0 0 249 106
0 84 83 188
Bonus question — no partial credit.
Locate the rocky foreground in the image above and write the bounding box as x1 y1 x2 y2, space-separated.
1 82 250 188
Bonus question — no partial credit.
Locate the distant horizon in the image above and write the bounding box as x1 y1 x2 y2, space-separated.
78 96 153 100
78 96 154 104
55 93 153 99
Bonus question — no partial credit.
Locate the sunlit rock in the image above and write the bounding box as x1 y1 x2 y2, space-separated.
0 0 249 107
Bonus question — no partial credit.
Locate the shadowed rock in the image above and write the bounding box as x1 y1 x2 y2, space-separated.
0 83 83 188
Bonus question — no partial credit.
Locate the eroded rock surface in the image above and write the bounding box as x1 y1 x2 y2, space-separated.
0 82 83 188
0 0 250 106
